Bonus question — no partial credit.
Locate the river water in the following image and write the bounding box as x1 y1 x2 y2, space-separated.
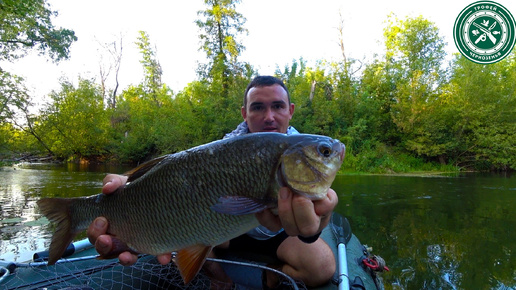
1 163 515 289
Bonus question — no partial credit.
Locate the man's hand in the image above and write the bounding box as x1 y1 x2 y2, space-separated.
87 174 172 266
100 174 128 195
256 187 338 237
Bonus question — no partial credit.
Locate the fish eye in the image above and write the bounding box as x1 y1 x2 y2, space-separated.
318 144 332 157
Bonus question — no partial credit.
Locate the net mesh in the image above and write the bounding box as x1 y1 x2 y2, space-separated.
0 254 306 290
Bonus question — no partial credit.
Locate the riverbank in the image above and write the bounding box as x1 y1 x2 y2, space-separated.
0 149 487 175
3 145 509 175
2 159 466 176
339 170 463 177
339 150 462 174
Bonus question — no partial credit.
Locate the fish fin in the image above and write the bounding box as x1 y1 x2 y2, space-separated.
123 155 168 182
211 196 270 215
174 244 213 284
37 198 78 265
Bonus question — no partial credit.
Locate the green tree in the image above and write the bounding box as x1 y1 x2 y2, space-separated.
359 58 401 147
39 78 110 160
0 0 76 159
0 71 29 123
446 51 516 170
0 0 77 62
196 0 248 97
382 15 449 160
0 71 55 155
186 0 252 143
135 31 163 103
111 32 175 162
175 76 247 145
0 122 45 159
291 61 339 136
114 86 159 162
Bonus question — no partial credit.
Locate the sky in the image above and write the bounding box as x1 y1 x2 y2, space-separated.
2 0 516 103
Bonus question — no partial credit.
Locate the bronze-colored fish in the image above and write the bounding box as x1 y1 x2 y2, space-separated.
38 133 345 284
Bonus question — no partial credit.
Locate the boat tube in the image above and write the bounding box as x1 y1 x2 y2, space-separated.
0 213 385 289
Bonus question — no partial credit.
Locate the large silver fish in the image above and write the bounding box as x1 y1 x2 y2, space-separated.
38 132 345 283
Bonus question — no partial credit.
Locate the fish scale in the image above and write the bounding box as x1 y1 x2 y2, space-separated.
38 132 345 284
72 135 280 253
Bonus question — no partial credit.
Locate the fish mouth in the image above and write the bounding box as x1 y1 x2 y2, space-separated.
276 157 327 200
336 142 345 161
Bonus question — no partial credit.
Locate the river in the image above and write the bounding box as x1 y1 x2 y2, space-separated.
1 163 515 289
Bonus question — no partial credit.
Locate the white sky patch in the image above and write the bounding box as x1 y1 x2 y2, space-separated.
2 0 514 102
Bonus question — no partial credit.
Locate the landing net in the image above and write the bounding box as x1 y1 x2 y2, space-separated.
0 254 305 289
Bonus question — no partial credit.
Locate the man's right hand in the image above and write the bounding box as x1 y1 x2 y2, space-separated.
86 174 172 266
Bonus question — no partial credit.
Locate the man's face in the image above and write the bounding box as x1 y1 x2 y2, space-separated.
241 84 295 134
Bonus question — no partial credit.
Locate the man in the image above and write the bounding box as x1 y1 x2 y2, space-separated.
88 76 338 288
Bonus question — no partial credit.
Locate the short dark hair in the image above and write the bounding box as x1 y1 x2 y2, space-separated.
243 76 290 108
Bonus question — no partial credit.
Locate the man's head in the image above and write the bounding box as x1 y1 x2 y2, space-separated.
241 76 295 134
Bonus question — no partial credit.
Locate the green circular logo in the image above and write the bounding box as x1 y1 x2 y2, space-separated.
454 1 516 64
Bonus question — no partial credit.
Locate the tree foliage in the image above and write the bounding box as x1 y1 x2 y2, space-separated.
0 71 29 123
0 0 77 62
0 0 76 160
445 53 516 170
135 31 163 99
382 15 449 158
38 78 111 160
195 0 248 97
1 4 514 171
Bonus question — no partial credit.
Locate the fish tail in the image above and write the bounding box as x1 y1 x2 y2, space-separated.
37 198 79 265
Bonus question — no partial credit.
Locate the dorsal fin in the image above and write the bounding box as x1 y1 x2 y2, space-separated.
174 244 213 284
124 155 168 182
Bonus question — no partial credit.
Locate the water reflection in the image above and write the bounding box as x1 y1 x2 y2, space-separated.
1 166 515 289
0 163 129 262
335 174 516 289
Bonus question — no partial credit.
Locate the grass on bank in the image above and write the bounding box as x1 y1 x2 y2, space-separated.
0 139 466 175
339 144 459 175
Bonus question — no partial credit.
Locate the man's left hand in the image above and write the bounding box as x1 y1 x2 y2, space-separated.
255 187 338 237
